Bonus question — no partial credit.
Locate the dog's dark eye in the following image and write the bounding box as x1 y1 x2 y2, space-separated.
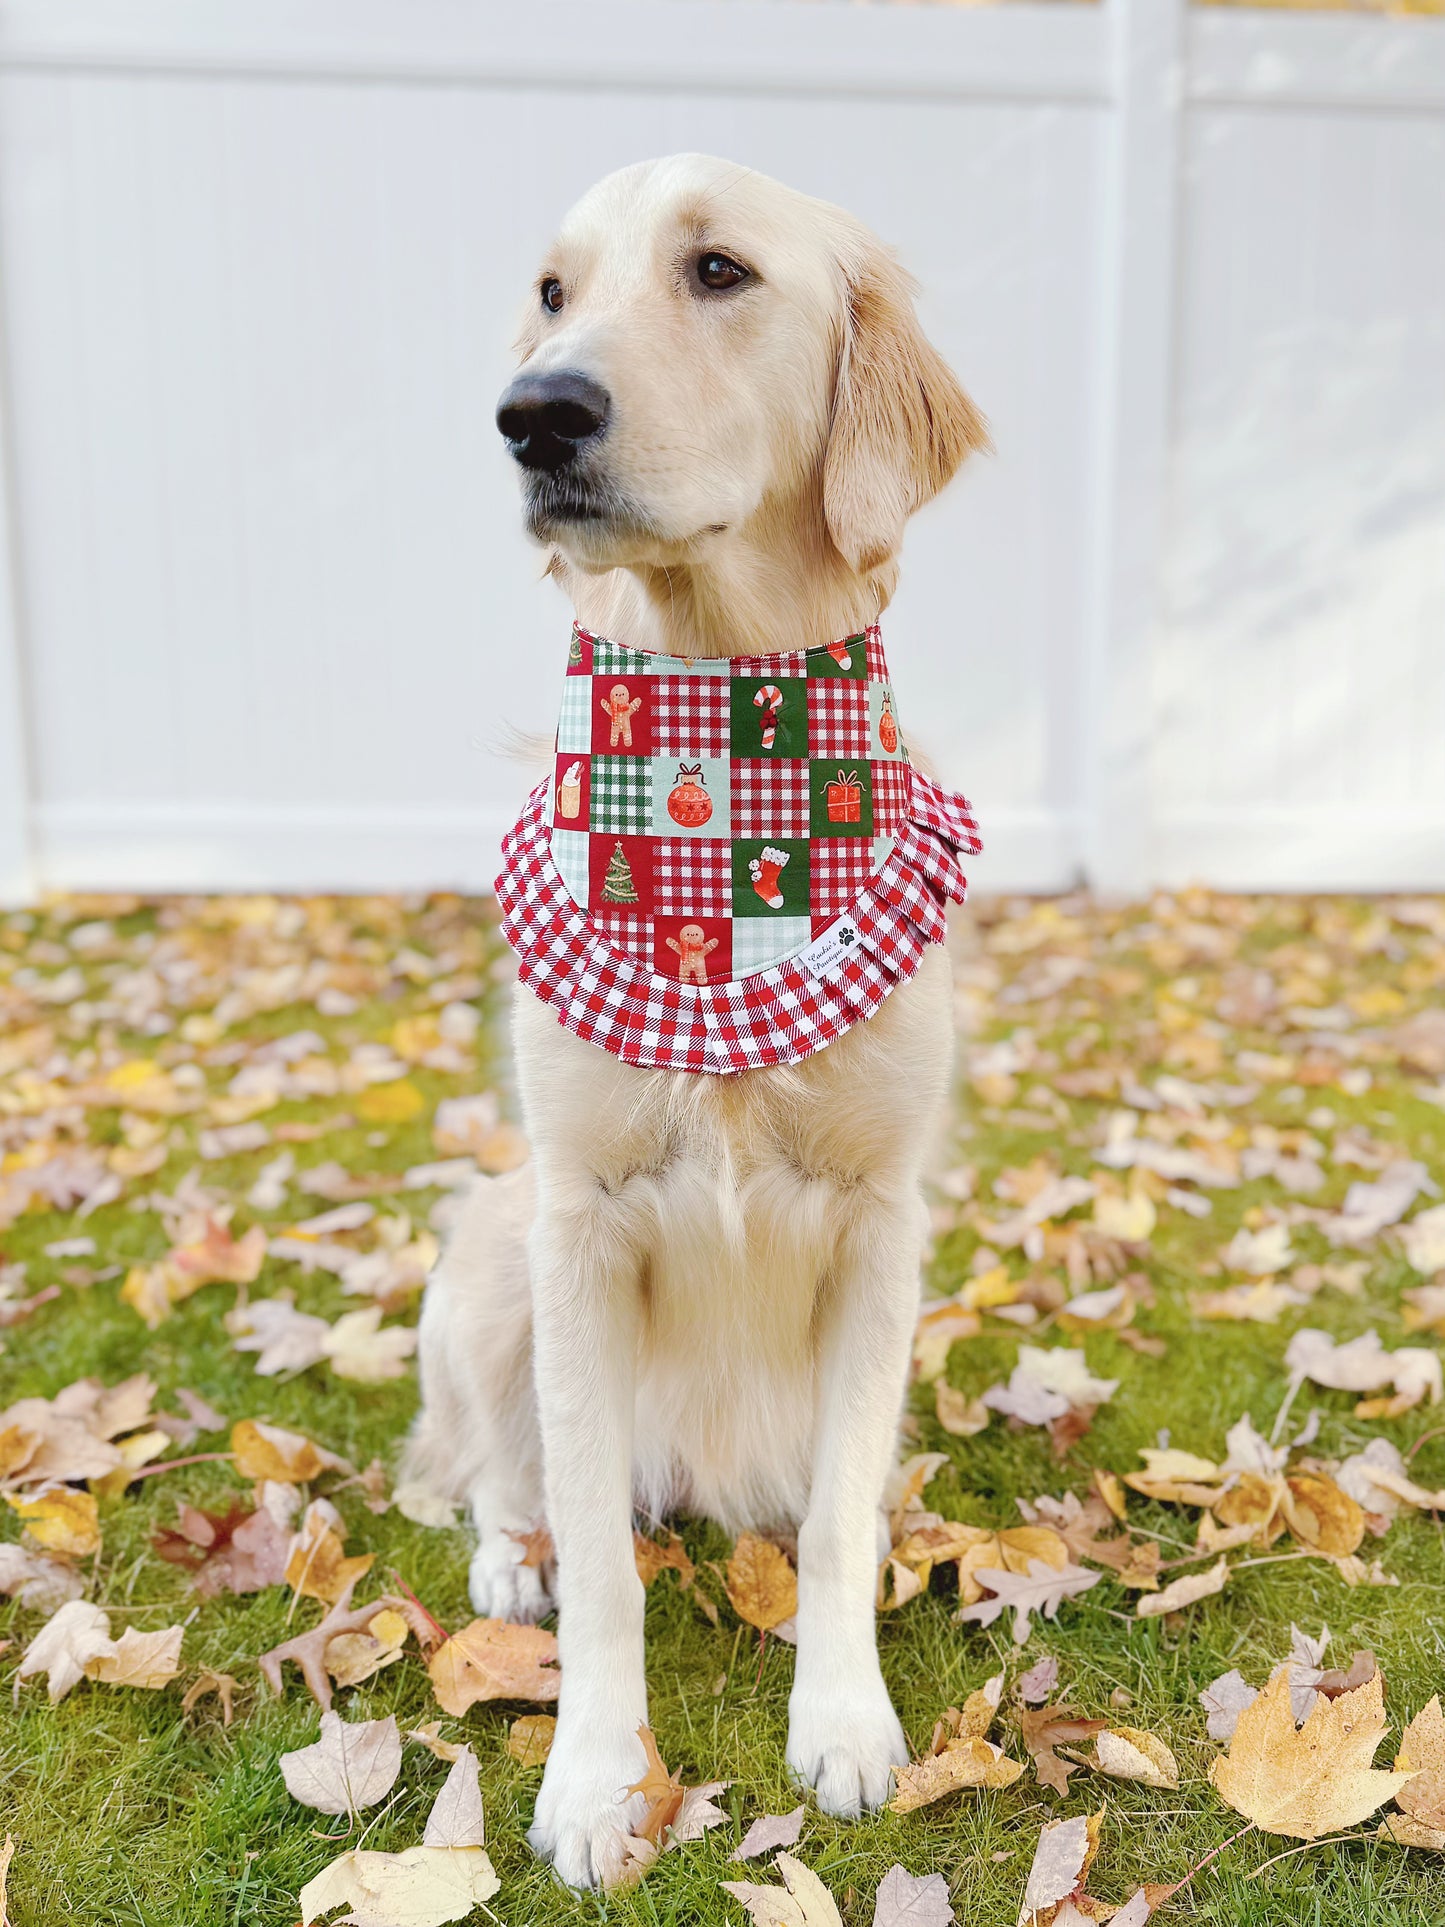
540 278 565 314
696 253 749 292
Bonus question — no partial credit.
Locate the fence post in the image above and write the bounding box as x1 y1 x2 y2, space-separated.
0 357 32 906
1081 0 1185 895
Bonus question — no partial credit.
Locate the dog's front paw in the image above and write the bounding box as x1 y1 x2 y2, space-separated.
527 1725 649 1891
786 1675 907 1818
468 1530 553 1623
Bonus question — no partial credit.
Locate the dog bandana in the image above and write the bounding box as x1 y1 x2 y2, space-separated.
497 622 981 1074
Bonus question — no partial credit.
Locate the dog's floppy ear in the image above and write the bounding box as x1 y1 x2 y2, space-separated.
822 244 989 574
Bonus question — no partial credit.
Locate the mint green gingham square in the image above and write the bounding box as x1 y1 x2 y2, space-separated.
556 679 593 754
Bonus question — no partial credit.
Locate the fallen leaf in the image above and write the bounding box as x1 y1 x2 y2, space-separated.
6 1485 100 1558
721 1850 843 1926
872 1864 955 1926
628 1726 685 1846
1135 1556 1230 1619
325 1606 410 1687
1210 1670 1409 1838
427 1618 560 1715
1093 1726 1179 1789
300 1845 498 1927
16 1599 114 1702
726 1534 798 1633
890 1738 1023 1812
1017 1656 1060 1705
84 1623 182 1689
1020 1704 1108 1798
230 1419 347 1483
1020 1812 1102 1916
734 1808 806 1860
286 1501 375 1605
408 1721 464 1764
1200 1669 1257 1743
506 1714 556 1767
422 1747 485 1848
958 1558 1100 1643
0 1542 84 1610
281 1711 402 1816
260 1580 430 1710
182 1668 237 1724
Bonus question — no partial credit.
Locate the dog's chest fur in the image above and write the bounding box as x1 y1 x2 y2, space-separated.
512 945 953 1533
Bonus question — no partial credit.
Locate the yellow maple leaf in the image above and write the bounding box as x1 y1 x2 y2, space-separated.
427 1618 560 1716
724 1534 797 1632
1210 1671 1409 1839
7 1486 100 1558
891 1737 1023 1813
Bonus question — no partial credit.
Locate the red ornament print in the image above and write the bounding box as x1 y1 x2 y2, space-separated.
878 692 898 754
667 763 713 828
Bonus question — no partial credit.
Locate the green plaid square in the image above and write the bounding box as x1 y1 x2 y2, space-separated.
593 639 651 678
590 755 652 834
556 678 593 755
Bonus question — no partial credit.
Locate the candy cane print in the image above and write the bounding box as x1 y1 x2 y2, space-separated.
753 684 784 748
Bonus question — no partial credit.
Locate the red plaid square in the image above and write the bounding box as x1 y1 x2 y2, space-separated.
651 677 731 758
807 678 869 757
730 654 806 680
810 837 875 919
871 758 910 836
863 625 888 681
652 838 733 918
588 906 650 967
731 760 811 839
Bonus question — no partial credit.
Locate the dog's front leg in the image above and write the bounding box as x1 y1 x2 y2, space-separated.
524 1194 649 1891
786 1194 921 1814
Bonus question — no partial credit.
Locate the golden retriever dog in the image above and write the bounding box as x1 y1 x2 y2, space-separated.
407 153 986 1889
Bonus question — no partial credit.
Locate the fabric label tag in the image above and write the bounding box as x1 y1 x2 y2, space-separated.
797 916 864 979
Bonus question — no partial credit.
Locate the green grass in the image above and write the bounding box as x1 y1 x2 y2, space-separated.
2 891 1444 1926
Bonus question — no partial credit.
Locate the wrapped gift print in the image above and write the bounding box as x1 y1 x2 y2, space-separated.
547 622 912 984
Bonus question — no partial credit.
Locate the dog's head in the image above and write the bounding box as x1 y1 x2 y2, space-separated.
497 154 987 581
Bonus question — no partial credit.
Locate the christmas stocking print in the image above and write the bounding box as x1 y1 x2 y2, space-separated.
748 844 790 909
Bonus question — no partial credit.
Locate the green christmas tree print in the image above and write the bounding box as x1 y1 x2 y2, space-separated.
601 840 639 904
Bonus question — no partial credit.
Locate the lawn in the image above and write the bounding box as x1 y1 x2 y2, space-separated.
2 889 1444 1927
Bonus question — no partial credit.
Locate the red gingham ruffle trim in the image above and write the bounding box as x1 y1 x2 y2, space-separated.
495 767 980 1075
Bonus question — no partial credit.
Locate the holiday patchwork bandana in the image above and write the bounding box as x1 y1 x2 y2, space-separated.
497 621 982 1073
547 623 907 983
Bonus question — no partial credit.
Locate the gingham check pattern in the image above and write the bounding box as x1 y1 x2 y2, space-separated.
503 622 982 1070
651 677 731 758
871 758 911 836
590 756 651 834
807 677 869 757
731 760 812 839
810 838 877 919
653 838 732 918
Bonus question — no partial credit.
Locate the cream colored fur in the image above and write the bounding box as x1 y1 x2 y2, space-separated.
406 154 985 1890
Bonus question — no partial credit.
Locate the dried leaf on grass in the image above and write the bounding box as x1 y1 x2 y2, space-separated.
281 1712 402 1816
958 1558 1099 1643
506 1714 556 1767
427 1617 560 1715
1210 1670 1408 1838
734 1808 806 1861
299 1745 496 1925
16 1600 182 1703
1135 1555 1230 1619
872 1865 955 1925
726 1534 798 1632
722 1851 843 1926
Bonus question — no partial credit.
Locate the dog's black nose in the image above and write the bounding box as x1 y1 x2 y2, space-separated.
496 370 609 472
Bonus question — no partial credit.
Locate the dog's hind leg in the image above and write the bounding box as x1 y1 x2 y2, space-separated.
403 1166 554 1622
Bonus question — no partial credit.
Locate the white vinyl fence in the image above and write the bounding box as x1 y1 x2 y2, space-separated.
0 0 1442 902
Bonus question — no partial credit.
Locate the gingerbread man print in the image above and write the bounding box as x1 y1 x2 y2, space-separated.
666 922 719 986
601 682 643 748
